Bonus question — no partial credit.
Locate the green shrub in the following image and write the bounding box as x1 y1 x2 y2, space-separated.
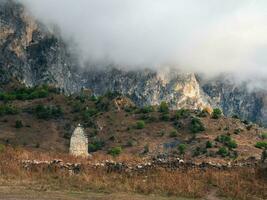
212 108 222 119
190 118 205 133
227 140 238 149
255 142 267 149
88 139 105 152
34 105 63 120
178 144 186 155
136 120 145 129
198 109 210 118
216 135 237 149
83 108 98 120
159 101 169 113
140 106 154 113
0 85 52 102
193 146 207 157
216 135 231 143
176 109 190 119
90 95 98 102
0 105 19 116
15 120 23 129
169 130 178 138
206 141 213 148
108 146 122 157
161 113 170 121
217 147 229 157
260 133 267 140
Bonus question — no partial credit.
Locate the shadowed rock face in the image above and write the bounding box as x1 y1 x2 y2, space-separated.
201 77 267 126
0 0 80 93
1 0 267 126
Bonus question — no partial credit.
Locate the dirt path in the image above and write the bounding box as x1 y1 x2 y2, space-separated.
0 186 226 200
0 186 194 200
205 188 221 200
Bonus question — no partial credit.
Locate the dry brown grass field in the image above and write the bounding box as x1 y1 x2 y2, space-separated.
0 147 266 200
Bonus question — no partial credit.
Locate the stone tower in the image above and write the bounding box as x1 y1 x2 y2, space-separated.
69 124 89 157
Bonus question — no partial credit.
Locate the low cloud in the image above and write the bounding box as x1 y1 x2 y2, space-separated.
18 0 267 79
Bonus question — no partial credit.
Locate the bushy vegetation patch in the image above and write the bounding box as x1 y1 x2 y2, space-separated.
169 130 178 138
138 106 154 114
217 147 229 157
136 120 145 129
255 141 267 149
176 109 190 119
158 101 169 113
0 104 19 116
15 120 23 129
216 135 237 149
178 144 186 155
206 141 213 148
212 108 222 119
190 118 205 133
88 138 105 152
108 146 122 157
260 133 267 140
82 108 98 121
0 85 57 102
34 105 63 120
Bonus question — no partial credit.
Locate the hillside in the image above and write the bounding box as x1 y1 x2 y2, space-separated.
0 83 266 164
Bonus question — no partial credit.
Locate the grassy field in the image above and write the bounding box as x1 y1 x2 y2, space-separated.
0 147 266 200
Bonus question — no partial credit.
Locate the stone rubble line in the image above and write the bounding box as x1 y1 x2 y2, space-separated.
21 157 262 175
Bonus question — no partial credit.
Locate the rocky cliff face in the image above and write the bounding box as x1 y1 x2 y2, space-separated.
1 0 267 126
82 67 213 110
202 77 267 126
0 0 80 93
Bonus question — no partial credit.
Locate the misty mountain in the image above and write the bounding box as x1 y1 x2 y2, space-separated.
1 0 267 126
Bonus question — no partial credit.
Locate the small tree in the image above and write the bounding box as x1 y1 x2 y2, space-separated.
136 120 145 129
260 133 267 140
212 108 222 119
255 142 267 149
108 146 122 157
169 130 178 138
206 141 213 148
190 118 205 133
159 101 169 113
15 120 23 129
178 144 186 155
217 147 229 157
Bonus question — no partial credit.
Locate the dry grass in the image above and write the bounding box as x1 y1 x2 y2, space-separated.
0 147 266 200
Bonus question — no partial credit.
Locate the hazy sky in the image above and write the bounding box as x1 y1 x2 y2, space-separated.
19 0 267 78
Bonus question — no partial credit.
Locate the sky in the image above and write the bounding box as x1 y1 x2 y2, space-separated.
18 0 267 79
